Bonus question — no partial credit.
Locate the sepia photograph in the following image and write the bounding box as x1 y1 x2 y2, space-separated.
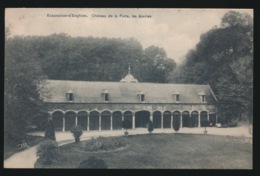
4 8 253 169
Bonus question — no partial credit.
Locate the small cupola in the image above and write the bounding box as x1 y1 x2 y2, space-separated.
66 89 74 101
120 63 139 83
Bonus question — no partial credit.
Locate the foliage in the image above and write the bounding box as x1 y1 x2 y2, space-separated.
171 11 253 124
71 125 83 143
44 119 56 141
5 32 176 140
5 35 49 142
36 139 58 165
83 136 127 152
6 35 176 83
148 120 154 133
173 118 180 132
122 119 131 132
78 156 108 168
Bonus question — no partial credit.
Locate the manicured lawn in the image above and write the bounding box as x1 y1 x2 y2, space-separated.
35 133 252 169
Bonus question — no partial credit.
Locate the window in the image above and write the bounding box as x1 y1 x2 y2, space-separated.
66 93 74 101
104 93 109 101
172 91 180 102
198 92 206 103
102 90 109 102
176 94 180 102
202 95 206 102
138 91 145 102
141 94 145 102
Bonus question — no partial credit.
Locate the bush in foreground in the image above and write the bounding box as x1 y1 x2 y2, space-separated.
148 120 153 134
173 118 180 132
36 139 58 165
71 125 83 143
122 119 131 136
78 156 108 168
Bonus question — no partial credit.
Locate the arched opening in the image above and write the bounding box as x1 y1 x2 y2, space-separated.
112 111 122 130
52 111 63 131
153 111 161 128
200 111 208 127
209 113 217 127
191 111 199 127
89 111 99 130
182 111 190 127
135 111 150 128
123 111 133 129
78 111 88 130
163 111 171 128
65 111 76 131
173 111 181 129
101 111 111 130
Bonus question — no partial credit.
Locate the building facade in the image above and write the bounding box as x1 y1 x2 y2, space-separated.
43 70 218 132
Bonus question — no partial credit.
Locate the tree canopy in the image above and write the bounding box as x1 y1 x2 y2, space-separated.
7 34 176 83
5 33 176 140
171 11 253 124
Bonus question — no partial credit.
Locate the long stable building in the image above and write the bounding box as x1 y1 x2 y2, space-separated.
44 69 218 132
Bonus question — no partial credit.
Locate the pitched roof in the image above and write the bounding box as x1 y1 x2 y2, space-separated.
42 80 217 104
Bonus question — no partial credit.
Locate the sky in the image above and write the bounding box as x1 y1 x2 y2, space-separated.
5 8 253 64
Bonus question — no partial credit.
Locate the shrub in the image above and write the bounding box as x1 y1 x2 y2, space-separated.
148 120 153 133
78 156 108 168
173 118 180 132
122 119 131 135
44 119 56 141
36 139 58 165
71 125 83 143
84 137 127 152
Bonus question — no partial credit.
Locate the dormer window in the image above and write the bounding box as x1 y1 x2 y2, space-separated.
66 90 74 101
101 89 109 102
172 91 180 102
176 94 180 101
202 95 206 102
138 91 145 102
198 92 206 103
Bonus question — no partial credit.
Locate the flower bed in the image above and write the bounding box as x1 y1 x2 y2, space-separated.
80 136 127 152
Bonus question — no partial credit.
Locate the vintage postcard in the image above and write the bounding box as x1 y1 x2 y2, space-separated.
4 8 253 169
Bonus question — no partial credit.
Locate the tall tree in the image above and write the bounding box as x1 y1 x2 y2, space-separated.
171 11 253 124
135 46 176 83
5 36 48 140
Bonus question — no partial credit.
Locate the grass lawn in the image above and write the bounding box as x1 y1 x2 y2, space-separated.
35 133 252 169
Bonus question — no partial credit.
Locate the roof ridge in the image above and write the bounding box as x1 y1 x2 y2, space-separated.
46 79 209 86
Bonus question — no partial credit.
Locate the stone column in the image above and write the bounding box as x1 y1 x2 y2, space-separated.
132 114 135 129
207 111 210 121
99 113 101 131
75 115 78 126
170 114 173 129
62 116 65 132
48 112 52 120
110 115 113 131
161 113 163 129
198 111 201 127
87 115 89 131
216 114 218 124
180 113 183 128
122 115 124 130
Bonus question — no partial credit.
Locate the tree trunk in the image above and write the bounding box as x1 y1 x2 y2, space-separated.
75 137 80 143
